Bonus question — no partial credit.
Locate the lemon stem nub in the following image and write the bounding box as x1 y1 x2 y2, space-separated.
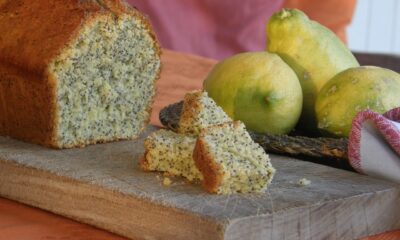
279 9 291 19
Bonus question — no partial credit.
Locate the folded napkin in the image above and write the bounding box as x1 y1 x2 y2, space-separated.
348 107 400 183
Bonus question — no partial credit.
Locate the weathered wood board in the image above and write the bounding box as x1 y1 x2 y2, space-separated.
0 126 399 240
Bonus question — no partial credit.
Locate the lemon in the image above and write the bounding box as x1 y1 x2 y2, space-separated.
266 9 359 134
315 66 400 137
203 51 302 135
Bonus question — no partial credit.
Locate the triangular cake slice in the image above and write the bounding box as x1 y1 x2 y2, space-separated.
178 91 232 134
194 121 275 194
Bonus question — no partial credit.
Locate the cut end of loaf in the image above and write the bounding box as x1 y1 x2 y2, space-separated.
49 14 160 148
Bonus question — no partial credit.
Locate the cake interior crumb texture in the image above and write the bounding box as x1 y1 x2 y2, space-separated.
197 122 275 194
49 14 160 147
142 129 203 182
178 91 232 134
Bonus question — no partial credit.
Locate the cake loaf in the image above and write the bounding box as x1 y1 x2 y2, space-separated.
0 0 161 148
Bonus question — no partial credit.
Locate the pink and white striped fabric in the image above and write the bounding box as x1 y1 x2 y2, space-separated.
348 108 400 183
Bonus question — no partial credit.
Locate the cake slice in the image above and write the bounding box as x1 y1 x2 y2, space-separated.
193 121 275 194
141 91 230 182
141 129 202 182
178 91 231 134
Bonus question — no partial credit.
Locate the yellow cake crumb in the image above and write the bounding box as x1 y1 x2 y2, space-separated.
298 178 311 186
163 177 172 186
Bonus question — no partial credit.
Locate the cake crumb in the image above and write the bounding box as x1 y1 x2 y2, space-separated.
163 177 172 186
298 178 311 186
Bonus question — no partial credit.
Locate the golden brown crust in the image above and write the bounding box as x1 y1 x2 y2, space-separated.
193 137 222 193
178 91 203 134
0 0 161 74
0 0 97 74
139 134 154 171
0 64 57 146
0 0 161 148
193 121 244 193
139 154 151 171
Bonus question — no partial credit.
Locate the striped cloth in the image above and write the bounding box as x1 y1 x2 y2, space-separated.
349 108 400 184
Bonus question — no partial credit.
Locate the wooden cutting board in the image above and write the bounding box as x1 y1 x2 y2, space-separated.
0 125 399 240
1 50 400 240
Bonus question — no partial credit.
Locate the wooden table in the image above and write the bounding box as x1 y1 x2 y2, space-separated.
0 50 399 240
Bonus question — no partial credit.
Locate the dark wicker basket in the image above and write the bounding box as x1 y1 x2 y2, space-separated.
354 52 400 72
159 101 352 170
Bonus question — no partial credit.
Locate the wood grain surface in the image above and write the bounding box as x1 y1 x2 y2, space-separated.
0 49 400 240
0 124 399 240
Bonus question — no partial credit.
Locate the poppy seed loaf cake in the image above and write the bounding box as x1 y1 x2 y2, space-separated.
141 129 202 182
178 91 231 134
194 121 275 194
0 0 161 148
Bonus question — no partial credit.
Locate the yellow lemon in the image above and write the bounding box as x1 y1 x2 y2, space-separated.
266 9 359 134
316 66 400 137
203 51 302 135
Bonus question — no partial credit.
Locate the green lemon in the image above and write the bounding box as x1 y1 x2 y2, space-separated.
315 66 400 137
266 9 359 134
203 51 302 135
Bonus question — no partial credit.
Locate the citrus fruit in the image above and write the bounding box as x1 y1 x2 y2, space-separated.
266 8 359 134
203 51 302 135
315 66 400 137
